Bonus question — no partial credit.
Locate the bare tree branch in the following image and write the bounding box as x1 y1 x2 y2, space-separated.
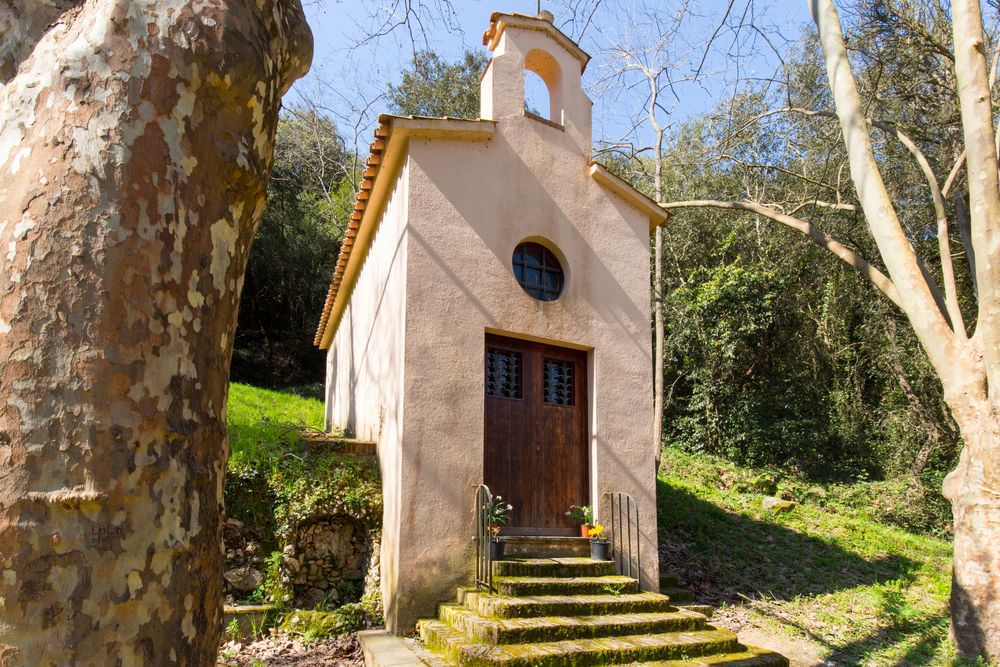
659 199 903 308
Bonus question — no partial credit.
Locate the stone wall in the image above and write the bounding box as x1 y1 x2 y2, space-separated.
284 518 380 609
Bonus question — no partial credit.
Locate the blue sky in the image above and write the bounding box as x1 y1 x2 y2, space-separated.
290 1 813 151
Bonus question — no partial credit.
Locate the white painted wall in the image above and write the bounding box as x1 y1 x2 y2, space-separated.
325 164 409 628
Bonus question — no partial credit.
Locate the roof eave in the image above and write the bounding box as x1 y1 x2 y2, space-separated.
315 116 496 349
588 161 670 231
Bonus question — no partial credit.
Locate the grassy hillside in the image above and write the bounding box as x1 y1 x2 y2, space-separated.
657 448 983 666
227 382 326 469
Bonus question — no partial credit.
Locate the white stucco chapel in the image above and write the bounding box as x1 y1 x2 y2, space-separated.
314 11 669 632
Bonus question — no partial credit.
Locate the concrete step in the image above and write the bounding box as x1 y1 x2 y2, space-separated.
466 591 677 619
439 604 707 644
502 536 590 558
613 645 789 666
493 575 638 597
493 557 616 578
419 620 740 667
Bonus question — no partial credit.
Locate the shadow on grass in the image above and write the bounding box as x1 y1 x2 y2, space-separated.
656 479 920 604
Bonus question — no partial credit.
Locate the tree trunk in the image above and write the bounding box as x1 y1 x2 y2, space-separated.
941 366 1000 660
0 0 310 664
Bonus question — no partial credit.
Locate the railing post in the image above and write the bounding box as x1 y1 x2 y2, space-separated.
604 491 641 590
474 484 494 592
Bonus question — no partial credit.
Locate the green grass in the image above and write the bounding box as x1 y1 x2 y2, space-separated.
227 382 326 469
657 447 989 666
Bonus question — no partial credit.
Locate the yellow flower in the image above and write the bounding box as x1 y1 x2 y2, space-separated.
588 524 606 539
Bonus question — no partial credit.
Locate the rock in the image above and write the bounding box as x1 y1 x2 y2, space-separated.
761 496 797 513
223 566 264 593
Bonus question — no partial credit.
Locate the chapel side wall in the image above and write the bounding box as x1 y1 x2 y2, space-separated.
390 120 659 631
324 165 409 630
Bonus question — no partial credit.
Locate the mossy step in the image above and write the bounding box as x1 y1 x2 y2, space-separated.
439 604 707 644
494 557 617 578
419 619 740 667
493 575 638 597
467 591 677 619
661 587 695 604
614 645 789 666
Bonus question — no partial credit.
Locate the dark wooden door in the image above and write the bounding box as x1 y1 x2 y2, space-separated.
484 334 588 535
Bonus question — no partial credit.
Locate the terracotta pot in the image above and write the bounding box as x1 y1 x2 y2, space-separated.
580 524 592 538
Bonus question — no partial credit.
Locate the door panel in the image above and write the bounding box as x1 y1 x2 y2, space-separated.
484 334 588 535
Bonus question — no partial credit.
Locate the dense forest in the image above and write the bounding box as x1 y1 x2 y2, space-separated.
232 0 976 533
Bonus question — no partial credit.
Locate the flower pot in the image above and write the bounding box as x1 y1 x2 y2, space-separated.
580 524 592 538
489 539 505 561
590 540 610 561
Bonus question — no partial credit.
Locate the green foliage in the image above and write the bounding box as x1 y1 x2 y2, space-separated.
659 447 958 665
225 618 241 640
233 109 354 387
277 604 375 643
641 4 965 505
662 447 951 536
387 50 489 119
225 382 381 607
227 382 325 468
565 505 594 525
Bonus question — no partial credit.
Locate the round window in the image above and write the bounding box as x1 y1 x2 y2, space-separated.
512 242 564 301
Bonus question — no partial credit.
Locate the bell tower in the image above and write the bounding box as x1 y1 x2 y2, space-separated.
480 12 593 154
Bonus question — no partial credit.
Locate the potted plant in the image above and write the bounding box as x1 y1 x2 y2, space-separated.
566 505 594 537
588 524 610 560
488 495 512 561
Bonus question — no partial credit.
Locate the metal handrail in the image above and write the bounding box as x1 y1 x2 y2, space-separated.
604 491 641 589
474 484 494 592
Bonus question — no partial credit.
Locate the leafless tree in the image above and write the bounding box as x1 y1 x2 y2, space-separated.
663 1 1000 658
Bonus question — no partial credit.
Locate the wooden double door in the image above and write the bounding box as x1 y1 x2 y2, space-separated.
484 334 589 535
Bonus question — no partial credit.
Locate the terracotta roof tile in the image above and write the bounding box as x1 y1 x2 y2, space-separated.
313 117 395 346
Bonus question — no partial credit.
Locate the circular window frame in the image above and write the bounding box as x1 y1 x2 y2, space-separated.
512 239 566 302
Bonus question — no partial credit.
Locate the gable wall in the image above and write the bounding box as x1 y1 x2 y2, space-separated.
390 115 659 629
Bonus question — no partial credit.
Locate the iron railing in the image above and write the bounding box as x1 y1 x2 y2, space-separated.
474 484 494 592
604 491 642 588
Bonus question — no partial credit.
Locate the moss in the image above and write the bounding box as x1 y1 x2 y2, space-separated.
277 602 379 642
270 450 382 537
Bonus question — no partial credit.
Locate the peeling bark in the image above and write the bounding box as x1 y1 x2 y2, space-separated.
0 0 311 664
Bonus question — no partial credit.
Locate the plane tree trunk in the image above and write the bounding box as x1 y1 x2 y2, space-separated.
0 0 310 664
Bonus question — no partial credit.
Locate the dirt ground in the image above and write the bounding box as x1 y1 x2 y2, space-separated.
217 634 364 666
712 606 828 667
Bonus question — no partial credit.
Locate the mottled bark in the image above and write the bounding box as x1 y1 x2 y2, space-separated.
0 0 310 664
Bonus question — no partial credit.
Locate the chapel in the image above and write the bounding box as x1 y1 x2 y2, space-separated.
315 10 668 631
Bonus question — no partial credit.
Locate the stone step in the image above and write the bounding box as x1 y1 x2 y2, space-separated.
613 645 789 666
677 604 714 619
502 536 590 558
439 604 707 644
419 620 740 667
466 591 677 619
493 575 638 597
660 587 695 604
493 557 617 578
